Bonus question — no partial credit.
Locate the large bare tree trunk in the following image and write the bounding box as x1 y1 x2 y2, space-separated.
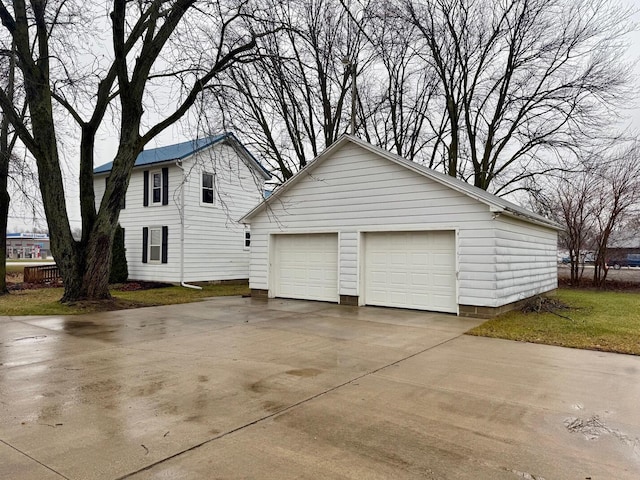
0 121 9 295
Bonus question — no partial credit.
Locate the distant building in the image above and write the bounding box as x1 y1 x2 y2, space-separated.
5 233 51 259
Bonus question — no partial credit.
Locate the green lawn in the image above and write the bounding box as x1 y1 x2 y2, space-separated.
0 283 250 316
467 289 640 355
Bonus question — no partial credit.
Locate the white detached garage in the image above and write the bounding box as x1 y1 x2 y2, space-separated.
241 136 559 318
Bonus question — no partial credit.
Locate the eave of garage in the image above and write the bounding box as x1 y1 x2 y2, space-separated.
239 135 561 231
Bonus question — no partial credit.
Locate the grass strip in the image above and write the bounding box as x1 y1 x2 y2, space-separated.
467 289 640 355
0 283 250 316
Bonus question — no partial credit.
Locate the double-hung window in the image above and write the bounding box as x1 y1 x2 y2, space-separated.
142 226 168 264
202 172 214 204
143 168 168 206
152 171 162 204
149 228 162 262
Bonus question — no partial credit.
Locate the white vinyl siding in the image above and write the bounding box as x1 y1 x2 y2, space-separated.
94 142 266 283
493 215 558 304
247 141 557 310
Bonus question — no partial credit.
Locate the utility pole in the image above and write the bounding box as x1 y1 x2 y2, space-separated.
342 56 357 135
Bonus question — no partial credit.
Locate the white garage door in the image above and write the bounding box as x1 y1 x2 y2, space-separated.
364 231 456 313
273 233 338 302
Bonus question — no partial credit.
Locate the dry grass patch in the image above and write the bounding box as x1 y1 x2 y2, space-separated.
467 289 640 355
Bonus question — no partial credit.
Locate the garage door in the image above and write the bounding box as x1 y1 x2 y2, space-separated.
273 233 338 302
364 231 456 313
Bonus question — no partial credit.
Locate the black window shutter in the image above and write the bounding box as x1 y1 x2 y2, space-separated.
142 227 148 263
161 226 168 263
162 167 169 205
143 171 149 206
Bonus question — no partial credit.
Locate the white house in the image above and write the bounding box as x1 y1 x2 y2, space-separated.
94 133 271 284
240 135 560 318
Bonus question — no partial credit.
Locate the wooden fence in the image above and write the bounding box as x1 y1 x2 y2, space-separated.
23 265 62 284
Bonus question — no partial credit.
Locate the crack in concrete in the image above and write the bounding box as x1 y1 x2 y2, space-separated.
115 333 465 479
0 438 70 479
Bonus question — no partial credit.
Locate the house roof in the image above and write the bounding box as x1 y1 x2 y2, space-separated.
93 132 271 179
240 135 561 230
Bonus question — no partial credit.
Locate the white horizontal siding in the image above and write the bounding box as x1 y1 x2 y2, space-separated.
94 142 265 283
493 216 557 306
122 165 181 282
340 232 358 296
248 142 499 306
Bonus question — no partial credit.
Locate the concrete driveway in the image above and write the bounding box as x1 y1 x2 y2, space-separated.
1 297 639 479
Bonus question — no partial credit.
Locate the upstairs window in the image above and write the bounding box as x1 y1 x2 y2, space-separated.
143 168 168 206
202 172 214 204
152 171 162 204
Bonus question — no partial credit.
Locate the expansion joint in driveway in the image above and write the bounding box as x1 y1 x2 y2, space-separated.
0 438 71 480
116 333 463 480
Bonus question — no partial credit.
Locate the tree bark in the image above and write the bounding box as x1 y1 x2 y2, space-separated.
0 121 9 296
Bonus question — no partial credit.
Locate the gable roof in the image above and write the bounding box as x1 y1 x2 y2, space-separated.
93 132 271 179
240 135 561 230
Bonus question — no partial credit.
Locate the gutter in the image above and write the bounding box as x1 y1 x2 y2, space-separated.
176 160 202 291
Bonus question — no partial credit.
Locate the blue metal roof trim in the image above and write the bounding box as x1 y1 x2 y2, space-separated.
93 133 271 178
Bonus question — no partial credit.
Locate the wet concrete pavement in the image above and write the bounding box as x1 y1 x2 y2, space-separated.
1 297 639 479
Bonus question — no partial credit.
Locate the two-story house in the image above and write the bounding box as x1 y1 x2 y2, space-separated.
93 133 271 284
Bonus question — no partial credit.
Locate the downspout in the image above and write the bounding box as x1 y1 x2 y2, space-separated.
176 160 202 290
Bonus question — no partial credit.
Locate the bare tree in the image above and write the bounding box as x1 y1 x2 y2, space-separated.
361 3 445 167
0 39 23 294
217 0 371 181
402 0 635 193
531 141 640 288
590 144 640 286
0 0 277 301
531 170 594 285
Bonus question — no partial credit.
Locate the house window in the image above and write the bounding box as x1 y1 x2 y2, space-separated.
244 230 251 250
202 172 214 204
152 171 162 204
149 227 162 262
142 226 168 264
143 168 168 206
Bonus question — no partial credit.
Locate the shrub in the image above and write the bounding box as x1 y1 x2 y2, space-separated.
110 224 128 283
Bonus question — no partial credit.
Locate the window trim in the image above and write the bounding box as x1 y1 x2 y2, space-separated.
142 226 168 264
150 170 163 205
201 171 216 206
148 227 162 263
243 229 251 250
144 167 169 206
